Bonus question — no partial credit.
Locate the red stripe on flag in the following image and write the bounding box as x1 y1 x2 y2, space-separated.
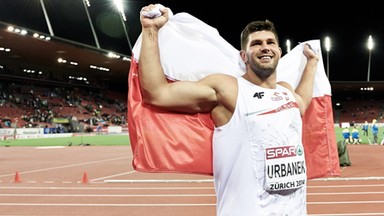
128 57 213 175
303 95 341 179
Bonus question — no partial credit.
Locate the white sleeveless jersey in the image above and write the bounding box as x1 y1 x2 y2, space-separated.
213 77 307 216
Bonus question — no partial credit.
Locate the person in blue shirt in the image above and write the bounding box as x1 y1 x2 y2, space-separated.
342 127 351 144
362 121 369 136
43 125 50 134
371 119 379 145
351 126 360 144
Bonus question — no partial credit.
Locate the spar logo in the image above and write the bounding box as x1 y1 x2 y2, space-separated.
266 145 304 160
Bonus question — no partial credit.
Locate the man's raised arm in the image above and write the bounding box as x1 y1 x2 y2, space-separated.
138 5 171 106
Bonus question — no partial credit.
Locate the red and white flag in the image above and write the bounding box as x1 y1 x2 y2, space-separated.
276 41 341 179
128 11 340 179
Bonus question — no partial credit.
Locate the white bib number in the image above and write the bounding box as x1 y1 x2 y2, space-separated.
264 145 306 191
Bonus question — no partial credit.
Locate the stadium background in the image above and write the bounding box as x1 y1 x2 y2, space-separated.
1 2 384 216
1 0 384 143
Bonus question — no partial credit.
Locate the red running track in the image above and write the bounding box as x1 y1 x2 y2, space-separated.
0 144 383 215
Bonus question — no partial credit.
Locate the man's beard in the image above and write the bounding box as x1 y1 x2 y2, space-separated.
249 63 275 80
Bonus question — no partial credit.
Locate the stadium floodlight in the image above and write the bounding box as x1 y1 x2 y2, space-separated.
286 39 291 53
82 0 100 48
324 36 331 78
113 0 132 51
39 0 54 36
367 35 374 82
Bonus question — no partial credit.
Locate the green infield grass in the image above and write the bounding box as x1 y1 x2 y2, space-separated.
1 127 382 147
0 134 130 147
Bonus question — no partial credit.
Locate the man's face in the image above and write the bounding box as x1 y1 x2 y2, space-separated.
244 31 282 79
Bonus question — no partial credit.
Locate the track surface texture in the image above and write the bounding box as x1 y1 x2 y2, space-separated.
0 144 383 216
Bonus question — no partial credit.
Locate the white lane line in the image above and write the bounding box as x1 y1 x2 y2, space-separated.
308 184 384 188
308 214 384 216
310 176 384 181
0 203 215 207
0 186 214 190
104 179 214 183
0 192 382 197
0 156 131 178
35 146 65 149
0 194 215 197
91 171 137 181
0 202 383 208
308 200 384 204
2 183 384 190
308 191 384 195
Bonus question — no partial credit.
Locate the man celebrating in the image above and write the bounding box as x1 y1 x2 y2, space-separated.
137 4 319 215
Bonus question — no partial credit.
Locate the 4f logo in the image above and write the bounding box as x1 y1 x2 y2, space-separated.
253 92 264 99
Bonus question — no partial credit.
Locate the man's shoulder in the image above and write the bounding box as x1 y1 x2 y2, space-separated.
202 73 238 86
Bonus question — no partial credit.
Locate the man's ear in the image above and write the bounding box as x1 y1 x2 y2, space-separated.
240 50 247 63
